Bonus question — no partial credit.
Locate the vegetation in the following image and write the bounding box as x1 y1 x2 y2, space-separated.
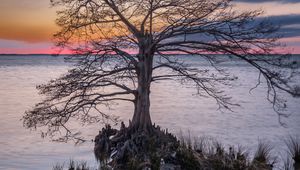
285 136 300 170
54 134 300 170
53 160 90 170
252 141 275 169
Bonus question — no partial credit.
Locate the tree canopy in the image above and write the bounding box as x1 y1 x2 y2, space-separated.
24 0 300 142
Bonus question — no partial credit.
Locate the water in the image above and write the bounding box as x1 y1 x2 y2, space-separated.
0 55 299 169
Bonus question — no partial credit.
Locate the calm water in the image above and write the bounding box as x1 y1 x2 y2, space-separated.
0 55 299 169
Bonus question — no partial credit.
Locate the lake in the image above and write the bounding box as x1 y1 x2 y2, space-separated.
0 55 299 169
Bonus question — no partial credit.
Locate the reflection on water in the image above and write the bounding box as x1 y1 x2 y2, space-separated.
0 55 299 169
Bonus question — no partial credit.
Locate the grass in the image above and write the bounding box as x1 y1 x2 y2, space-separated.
53 135 300 170
178 134 252 169
283 156 293 170
252 140 275 169
285 135 300 169
52 163 64 170
286 136 300 162
253 141 274 163
52 160 91 170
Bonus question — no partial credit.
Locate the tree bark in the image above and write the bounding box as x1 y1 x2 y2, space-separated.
130 37 154 133
131 79 152 132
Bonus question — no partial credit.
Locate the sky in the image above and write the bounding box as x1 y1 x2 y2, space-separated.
0 0 299 54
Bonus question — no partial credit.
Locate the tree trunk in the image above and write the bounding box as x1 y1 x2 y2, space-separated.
130 39 154 133
131 79 152 132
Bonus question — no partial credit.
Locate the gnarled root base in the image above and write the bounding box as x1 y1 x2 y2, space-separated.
94 122 180 169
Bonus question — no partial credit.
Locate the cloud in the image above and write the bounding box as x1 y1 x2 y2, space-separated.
235 0 300 3
259 14 300 38
0 39 53 54
0 39 73 54
265 14 300 26
166 13 300 53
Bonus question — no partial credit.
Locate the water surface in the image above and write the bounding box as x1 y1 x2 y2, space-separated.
0 55 299 169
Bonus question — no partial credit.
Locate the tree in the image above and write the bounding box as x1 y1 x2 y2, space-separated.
24 0 299 142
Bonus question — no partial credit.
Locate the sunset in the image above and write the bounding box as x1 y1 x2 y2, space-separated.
1 0 300 54
0 0 300 169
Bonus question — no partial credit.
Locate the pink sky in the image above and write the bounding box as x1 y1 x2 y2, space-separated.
0 0 299 54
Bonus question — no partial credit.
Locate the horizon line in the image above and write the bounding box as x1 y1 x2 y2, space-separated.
1 53 299 56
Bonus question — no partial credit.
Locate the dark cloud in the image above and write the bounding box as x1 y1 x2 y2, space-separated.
235 0 300 3
168 14 300 43
259 14 300 38
279 27 300 38
265 14 300 26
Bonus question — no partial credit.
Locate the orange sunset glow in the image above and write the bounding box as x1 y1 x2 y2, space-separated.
0 0 300 54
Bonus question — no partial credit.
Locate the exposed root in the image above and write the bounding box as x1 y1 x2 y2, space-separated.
94 122 179 169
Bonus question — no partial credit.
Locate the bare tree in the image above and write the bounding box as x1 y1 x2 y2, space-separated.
24 0 299 142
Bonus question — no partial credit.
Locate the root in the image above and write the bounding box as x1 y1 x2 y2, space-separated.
94 122 179 169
